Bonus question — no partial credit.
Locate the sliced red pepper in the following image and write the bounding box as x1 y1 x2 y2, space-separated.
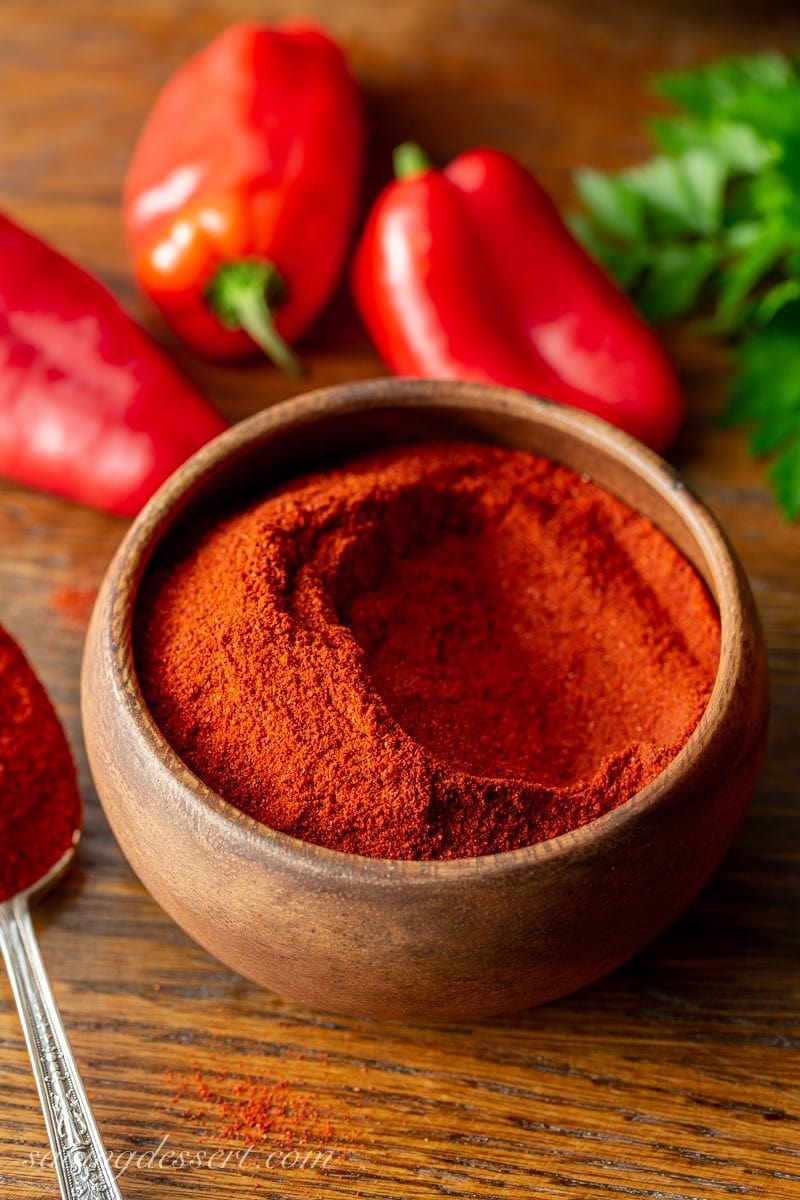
124 21 366 371
353 144 684 452
0 213 227 517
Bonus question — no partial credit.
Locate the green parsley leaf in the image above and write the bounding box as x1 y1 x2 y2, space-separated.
621 150 726 237
636 243 719 322
656 53 794 120
650 117 774 173
568 212 646 290
572 49 800 518
726 302 800 516
754 278 800 326
573 170 645 243
771 441 800 520
713 220 793 332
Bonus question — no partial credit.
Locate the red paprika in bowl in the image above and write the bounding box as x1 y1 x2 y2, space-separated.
123 21 366 374
134 441 721 860
82 380 768 1020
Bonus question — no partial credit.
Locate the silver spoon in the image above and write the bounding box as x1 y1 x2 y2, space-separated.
0 839 123 1199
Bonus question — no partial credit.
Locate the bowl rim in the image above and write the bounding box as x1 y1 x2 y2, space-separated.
95 377 760 884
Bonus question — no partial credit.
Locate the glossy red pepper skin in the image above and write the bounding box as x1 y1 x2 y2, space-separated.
352 147 684 452
0 213 227 517
123 21 365 367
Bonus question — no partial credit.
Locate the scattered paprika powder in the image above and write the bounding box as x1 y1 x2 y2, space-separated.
49 583 99 624
0 624 80 898
135 443 720 859
166 1063 333 1150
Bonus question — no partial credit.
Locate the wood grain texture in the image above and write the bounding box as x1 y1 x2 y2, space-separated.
0 1 798 1196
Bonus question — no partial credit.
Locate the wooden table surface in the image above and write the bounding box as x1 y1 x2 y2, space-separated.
1 2 799 1197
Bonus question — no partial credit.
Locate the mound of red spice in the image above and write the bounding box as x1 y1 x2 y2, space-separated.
135 442 720 859
0 625 80 897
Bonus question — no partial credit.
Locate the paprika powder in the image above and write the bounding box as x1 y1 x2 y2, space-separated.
136 443 720 860
166 1063 333 1151
0 624 80 898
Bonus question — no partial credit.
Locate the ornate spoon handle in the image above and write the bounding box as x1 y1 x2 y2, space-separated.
0 894 122 1199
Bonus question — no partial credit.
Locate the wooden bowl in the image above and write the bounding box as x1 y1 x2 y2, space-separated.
81 380 769 1020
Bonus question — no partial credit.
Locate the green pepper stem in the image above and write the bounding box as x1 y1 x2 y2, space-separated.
393 142 433 180
206 260 303 377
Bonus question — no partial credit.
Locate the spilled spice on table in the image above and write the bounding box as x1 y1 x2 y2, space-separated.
166 1064 334 1150
49 583 98 623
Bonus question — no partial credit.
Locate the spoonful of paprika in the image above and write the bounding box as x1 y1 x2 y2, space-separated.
0 623 122 1199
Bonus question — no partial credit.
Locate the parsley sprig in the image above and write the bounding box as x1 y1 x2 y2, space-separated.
571 52 800 518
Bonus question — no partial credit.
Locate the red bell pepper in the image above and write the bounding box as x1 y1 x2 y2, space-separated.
0 212 227 517
123 21 365 373
352 144 684 452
